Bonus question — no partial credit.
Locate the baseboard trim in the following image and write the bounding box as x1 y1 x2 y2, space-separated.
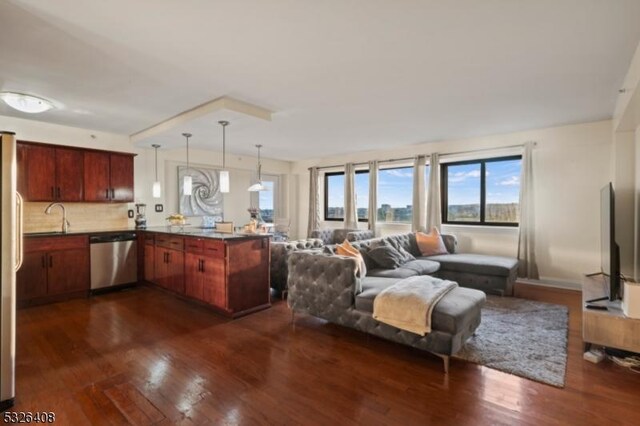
516 278 581 291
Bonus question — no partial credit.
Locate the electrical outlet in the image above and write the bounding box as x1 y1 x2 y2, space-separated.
128 209 134 218
155 204 163 212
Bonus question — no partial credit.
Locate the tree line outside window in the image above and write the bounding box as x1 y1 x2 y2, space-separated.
323 155 522 226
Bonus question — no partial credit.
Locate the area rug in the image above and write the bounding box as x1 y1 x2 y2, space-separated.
454 296 569 387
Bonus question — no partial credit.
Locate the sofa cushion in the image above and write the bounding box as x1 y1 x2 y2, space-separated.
424 253 519 277
367 245 407 269
355 277 486 334
367 267 419 279
401 259 440 275
416 228 449 256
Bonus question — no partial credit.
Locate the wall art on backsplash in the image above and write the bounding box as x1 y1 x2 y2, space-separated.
178 166 224 219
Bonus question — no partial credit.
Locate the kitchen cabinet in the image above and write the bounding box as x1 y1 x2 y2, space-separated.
154 235 185 294
145 231 270 317
17 235 90 307
84 151 134 202
17 141 134 203
17 142 83 201
143 235 155 282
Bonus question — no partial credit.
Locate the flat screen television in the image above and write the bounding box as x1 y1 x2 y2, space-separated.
600 182 621 301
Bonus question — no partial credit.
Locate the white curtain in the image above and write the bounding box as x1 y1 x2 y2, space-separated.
517 142 539 279
307 167 320 237
411 155 427 232
368 160 378 235
344 163 358 229
426 153 442 231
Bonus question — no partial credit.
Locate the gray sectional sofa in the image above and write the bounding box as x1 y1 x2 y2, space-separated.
270 229 375 294
285 232 519 371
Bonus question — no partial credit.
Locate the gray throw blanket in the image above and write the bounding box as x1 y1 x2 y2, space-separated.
373 276 458 335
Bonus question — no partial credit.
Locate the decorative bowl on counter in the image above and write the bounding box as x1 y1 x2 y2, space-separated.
166 214 187 226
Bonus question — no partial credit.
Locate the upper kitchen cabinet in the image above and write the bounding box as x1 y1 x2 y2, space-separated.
84 151 134 202
17 142 83 202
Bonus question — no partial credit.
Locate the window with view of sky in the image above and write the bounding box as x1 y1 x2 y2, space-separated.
445 158 521 224
258 180 275 223
326 172 369 220
378 167 414 223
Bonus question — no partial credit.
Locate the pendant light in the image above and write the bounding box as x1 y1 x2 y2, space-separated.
248 144 268 192
218 121 230 193
152 144 161 198
182 133 193 194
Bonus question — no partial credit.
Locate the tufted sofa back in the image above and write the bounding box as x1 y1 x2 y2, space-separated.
310 228 375 245
270 239 324 292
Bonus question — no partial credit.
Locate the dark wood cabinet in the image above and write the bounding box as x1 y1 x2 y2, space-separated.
16 142 84 202
109 154 134 201
154 235 184 294
83 151 111 201
55 147 84 201
16 252 48 301
17 236 90 307
144 241 155 283
17 140 134 203
146 232 270 317
185 252 204 300
84 151 134 202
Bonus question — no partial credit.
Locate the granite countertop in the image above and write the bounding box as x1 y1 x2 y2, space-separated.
144 226 271 240
25 227 271 240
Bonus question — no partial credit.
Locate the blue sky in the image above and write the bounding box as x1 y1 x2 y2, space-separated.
327 159 521 209
258 180 275 210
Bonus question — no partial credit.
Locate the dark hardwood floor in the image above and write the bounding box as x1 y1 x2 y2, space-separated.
11 284 640 425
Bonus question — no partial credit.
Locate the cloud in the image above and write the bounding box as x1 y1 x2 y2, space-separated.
499 176 520 186
449 169 481 183
384 169 413 178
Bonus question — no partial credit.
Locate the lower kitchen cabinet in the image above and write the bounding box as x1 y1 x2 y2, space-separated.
17 235 90 307
153 246 184 294
145 232 270 317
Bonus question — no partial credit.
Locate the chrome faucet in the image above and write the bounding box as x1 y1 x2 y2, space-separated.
44 202 70 233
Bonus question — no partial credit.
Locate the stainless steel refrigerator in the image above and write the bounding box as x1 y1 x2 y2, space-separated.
1 131 23 411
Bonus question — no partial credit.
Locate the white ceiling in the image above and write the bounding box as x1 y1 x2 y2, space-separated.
1 0 640 160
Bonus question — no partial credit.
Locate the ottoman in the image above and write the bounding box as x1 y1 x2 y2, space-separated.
354 276 486 372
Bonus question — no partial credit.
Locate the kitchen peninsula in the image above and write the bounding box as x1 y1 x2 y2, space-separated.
143 227 271 318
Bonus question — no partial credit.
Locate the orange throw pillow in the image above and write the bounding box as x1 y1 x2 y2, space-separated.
335 240 367 276
416 227 449 256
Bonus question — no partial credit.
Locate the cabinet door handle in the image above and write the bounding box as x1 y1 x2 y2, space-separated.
164 252 168 263
111 188 115 199
105 189 110 199
57 187 61 199
51 187 55 199
197 259 202 272
167 252 171 263
201 259 205 273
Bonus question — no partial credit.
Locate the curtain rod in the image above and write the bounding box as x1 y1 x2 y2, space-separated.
307 142 535 171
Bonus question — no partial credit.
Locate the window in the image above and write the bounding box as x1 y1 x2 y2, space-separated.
258 180 275 223
441 156 522 226
324 171 369 221
377 166 414 223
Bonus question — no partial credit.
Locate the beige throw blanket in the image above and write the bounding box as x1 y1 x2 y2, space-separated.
373 276 458 336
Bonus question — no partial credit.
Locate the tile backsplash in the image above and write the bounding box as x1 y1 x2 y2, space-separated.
23 202 134 233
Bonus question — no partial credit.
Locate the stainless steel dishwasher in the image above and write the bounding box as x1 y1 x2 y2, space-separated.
90 232 138 291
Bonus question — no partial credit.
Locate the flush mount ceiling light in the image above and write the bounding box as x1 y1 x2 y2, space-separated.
152 144 162 198
0 92 54 114
248 144 269 192
182 133 193 195
218 121 230 193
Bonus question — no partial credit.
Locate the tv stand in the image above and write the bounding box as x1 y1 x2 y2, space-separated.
582 275 640 353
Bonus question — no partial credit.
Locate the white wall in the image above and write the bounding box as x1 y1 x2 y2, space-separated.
291 120 614 286
0 115 292 229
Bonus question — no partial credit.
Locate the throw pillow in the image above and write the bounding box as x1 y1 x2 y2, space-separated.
416 227 449 256
335 240 367 277
367 245 405 269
